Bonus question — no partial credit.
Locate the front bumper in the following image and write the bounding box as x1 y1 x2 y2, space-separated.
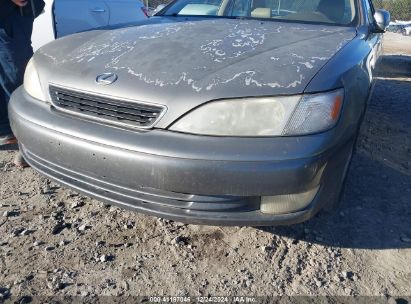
9 87 353 226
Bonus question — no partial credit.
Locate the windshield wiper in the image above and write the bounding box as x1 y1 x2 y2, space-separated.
160 14 248 19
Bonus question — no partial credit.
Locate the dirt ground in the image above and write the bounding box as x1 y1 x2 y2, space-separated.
0 32 410 302
383 32 411 55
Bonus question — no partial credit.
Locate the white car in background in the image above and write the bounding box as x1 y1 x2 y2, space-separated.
32 0 148 50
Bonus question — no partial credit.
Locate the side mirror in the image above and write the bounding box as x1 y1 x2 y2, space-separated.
153 4 166 15
374 9 390 32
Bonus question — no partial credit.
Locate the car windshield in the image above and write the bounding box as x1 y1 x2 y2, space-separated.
160 0 357 25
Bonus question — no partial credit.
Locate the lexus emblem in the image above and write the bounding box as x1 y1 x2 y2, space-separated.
96 72 118 85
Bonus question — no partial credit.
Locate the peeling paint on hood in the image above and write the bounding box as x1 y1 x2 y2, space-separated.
36 18 356 111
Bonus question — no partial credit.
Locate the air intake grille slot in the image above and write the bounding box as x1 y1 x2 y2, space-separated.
49 85 165 128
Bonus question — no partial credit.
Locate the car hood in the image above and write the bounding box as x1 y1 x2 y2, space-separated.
36 18 356 127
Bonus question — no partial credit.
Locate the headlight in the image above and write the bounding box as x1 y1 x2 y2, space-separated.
23 58 46 101
282 89 344 135
169 89 344 136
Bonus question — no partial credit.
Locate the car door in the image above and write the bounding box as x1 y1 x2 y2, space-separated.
364 0 382 81
105 0 148 25
32 0 55 51
53 0 110 38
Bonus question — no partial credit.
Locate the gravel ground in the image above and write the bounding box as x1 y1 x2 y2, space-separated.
383 32 411 55
0 33 410 302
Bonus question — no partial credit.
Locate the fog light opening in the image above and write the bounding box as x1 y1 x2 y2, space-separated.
260 185 320 215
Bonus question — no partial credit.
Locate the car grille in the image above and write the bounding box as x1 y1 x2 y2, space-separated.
49 85 165 128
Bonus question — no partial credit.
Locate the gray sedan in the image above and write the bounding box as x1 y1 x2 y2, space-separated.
9 0 390 226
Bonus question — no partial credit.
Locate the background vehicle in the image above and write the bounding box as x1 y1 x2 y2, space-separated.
53 0 148 38
32 0 148 50
386 21 411 34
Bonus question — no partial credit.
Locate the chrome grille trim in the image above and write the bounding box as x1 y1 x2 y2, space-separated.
49 85 166 129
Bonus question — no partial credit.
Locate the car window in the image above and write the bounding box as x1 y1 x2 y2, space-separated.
364 0 376 24
162 0 357 25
